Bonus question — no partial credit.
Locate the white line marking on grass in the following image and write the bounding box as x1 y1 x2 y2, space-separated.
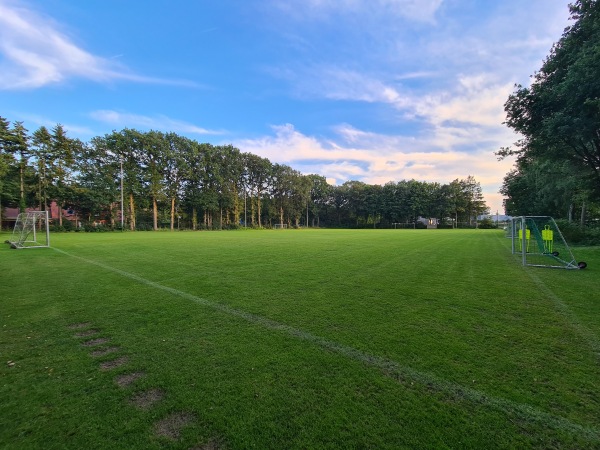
54 247 600 442
525 269 600 360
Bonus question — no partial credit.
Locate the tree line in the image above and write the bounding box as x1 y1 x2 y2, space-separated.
0 118 489 230
498 0 600 226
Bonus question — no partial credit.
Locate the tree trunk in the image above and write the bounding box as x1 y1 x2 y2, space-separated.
257 193 262 227
153 197 158 231
233 186 240 226
170 197 176 231
129 193 136 231
568 203 574 222
110 202 116 227
38 177 42 211
580 201 586 228
192 206 197 230
19 163 25 213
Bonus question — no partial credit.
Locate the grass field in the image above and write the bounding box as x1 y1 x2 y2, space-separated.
1 229 599 449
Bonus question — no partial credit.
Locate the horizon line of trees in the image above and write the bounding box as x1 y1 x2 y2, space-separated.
0 117 489 231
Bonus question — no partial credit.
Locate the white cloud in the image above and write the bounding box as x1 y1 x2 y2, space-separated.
415 76 515 128
0 0 196 90
90 110 224 136
233 122 514 213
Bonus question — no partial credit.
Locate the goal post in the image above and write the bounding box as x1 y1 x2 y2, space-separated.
510 216 585 269
8 211 50 249
273 223 288 229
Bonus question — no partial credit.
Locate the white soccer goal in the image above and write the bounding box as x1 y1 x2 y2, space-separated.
274 223 288 229
510 216 586 269
8 211 50 249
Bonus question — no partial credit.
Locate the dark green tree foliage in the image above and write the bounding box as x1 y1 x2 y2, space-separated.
31 126 53 211
164 133 192 230
500 158 592 219
49 124 77 225
243 153 272 227
0 114 490 230
500 0 600 216
307 174 331 227
11 121 30 212
181 141 206 230
75 135 121 224
0 117 18 225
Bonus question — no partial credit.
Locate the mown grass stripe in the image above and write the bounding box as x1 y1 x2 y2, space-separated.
53 246 600 442
493 233 600 360
526 269 600 360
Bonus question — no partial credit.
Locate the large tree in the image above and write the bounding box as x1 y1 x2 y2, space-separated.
75 135 121 224
500 0 600 203
10 121 30 212
307 174 330 227
243 153 272 227
500 157 591 223
49 124 76 225
31 126 53 212
164 133 192 230
0 117 17 226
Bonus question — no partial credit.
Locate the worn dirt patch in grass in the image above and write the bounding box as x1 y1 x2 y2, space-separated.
154 412 196 440
129 388 165 410
90 346 120 357
74 329 100 338
81 337 110 347
99 356 129 371
114 371 145 388
68 322 92 329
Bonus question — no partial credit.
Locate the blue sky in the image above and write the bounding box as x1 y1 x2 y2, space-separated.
0 0 572 213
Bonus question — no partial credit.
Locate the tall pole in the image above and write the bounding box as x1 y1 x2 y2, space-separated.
120 156 124 230
521 217 527 266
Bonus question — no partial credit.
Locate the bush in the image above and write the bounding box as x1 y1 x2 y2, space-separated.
554 219 600 245
477 218 497 229
48 220 75 232
83 223 110 232
135 223 154 231
62 220 75 231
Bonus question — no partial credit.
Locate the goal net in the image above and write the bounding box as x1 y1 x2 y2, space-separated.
510 216 585 269
8 211 50 249
273 223 288 229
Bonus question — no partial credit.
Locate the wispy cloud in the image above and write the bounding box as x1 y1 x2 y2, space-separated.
7 111 97 138
0 0 196 90
266 0 570 124
90 110 225 136
270 0 444 23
